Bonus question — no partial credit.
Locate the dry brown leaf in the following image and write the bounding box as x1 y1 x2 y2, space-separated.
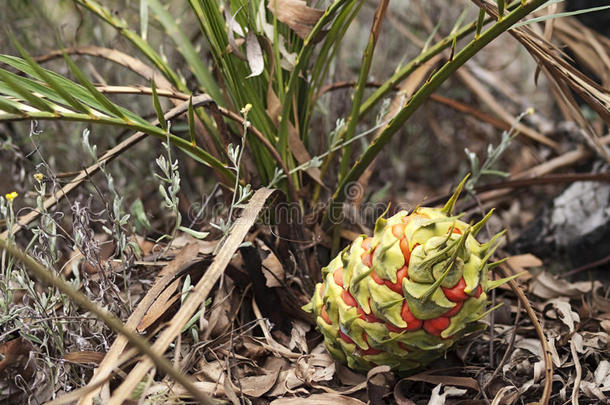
336 364 367 386
288 320 310 353
270 393 367 405
546 297 579 333
506 254 542 271
64 351 106 365
592 287 610 314
267 88 282 125
0 337 31 376
224 373 241 405
105 188 276 405
237 368 282 397
260 242 284 288
172 234 218 254
406 373 479 391
529 272 597 299
171 381 226 397
490 386 519 405
288 125 325 187
268 0 324 40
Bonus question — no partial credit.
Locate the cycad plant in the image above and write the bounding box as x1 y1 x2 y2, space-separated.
0 0 555 223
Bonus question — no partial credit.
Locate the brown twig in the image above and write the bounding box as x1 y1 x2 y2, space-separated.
422 171 610 208
478 299 522 398
317 80 511 132
561 253 610 278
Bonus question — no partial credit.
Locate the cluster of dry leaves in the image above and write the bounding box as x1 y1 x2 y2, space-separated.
3 222 607 405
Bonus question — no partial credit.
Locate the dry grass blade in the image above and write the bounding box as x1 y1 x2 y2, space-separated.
105 188 276 405
554 18 610 87
456 66 559 150
270 393 367 405
0 94 214 240
75 243 201 405
406 372 479 391
45 377 111 405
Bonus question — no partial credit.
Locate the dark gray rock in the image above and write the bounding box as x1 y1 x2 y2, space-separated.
510 176 610 275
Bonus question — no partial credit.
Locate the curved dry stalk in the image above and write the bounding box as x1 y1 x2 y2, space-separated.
422 171 610 207
34 46 175 90
471 0 610 163
33 46 224 158
500 263 553 405
0 239 215 405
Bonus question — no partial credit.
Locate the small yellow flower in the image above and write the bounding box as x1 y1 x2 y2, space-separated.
5 191 18 202
33 173 44 182
240 103 252 115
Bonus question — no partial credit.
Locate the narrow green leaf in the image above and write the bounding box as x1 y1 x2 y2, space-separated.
486 272 524 291
10 35 91 115
0 68 55 113
513 4 610 28
441 174 470 216
177 226 209 240
497 0 506 18
0 95 24 114
74 0 184 91
0 54 140 122
0 108 234 183
338 0 389 182
151 79 166 131
471 209 494 236
450 9 468 35
147 0 224 102
326 0 550 228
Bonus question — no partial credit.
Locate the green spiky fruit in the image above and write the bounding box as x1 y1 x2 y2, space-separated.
304 181 513 372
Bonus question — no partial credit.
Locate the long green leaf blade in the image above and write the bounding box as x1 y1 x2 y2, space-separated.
146 0 224 103
0 95 25 114
0 68 56 112
10 35 92 114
